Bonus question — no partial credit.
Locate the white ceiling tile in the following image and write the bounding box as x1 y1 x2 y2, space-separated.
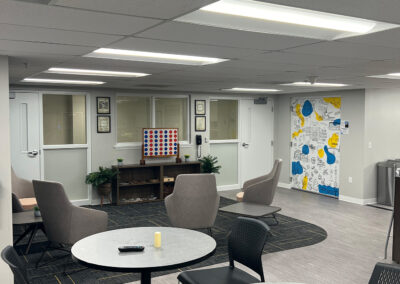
0 24 122 46
0 0 161 35
137 22 318 50
286 41 400 60
0 39 93 56
51 0 217 20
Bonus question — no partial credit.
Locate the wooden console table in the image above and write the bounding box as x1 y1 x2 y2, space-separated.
112 162 201 205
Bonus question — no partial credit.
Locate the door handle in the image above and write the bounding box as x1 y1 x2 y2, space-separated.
27 150 38 157
242 143 249 147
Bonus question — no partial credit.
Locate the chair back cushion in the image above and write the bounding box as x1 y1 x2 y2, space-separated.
12 193 24 213
33 180 72 244
11 168 35 199
228 217 270 281
369 262 400 284
165 174 220 229
1 246 29 284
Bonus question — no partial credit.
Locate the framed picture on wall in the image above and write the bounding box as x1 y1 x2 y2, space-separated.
195 100 206 115
97 97 110 114
97 116 111 133
195 116 206 132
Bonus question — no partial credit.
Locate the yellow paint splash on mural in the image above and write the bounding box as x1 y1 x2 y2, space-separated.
318 148 325 158
328 133 339 148
302 175 308 190
295 104 305 127
323 97 341 109
315 111 323 121
292 129 303 139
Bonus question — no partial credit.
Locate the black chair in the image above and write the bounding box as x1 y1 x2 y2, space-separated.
369 262 400 284
178 217 270 284
1 246 29 284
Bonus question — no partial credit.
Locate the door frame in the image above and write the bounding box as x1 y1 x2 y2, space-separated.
11 89 92 205
208 96 274 191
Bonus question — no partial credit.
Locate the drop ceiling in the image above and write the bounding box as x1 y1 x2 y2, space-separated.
4 0 400 94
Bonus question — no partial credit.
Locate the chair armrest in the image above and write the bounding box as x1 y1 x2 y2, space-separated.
243 178 275 204
69 206 108 243
243 174 269 191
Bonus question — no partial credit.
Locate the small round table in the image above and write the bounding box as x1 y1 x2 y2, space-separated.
71 227 216 284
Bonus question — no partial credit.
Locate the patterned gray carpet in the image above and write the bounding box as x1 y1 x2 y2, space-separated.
14 197 327 283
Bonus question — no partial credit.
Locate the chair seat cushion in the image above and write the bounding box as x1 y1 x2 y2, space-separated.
19 198 37 210
236 191 244 202
178 266 260 284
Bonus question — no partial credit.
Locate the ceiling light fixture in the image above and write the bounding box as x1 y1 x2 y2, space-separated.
176 0 398 40
368 73 400 80
46 67 150 77
22 78 105 85
282 82 348 87
223 87 280 92
85 48 228 65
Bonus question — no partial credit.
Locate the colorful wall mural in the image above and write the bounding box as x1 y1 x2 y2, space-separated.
290 97 341 197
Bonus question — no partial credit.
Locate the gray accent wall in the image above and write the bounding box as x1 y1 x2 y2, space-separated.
0 56 12 282
274 89 366 201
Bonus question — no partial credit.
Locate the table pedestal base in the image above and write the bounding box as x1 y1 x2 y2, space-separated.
141 271 151 284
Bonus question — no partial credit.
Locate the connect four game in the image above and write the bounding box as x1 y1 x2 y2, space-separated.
142 128 179 158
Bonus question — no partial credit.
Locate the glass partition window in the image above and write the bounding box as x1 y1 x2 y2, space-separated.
155 98 188 141
210 100 238 140
43 94 87 145
117 96 151 143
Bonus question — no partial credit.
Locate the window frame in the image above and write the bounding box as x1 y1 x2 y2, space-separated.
114 94 190 149
209 97 239 143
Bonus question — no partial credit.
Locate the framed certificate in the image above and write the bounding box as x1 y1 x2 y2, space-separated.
97 97 110 114
195 100 206 115
195 116 206 132
97 116 111 133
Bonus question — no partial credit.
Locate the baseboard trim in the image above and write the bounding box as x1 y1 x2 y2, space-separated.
217 184 240 191
339 195 377 205
278 182 291 189
71 199 90 206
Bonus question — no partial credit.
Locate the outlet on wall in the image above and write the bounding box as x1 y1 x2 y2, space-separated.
348 176 353 183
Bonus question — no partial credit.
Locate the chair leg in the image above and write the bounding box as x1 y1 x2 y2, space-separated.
101 196 104 207
25 223 39 254
272 213 279 226
207 227 213 237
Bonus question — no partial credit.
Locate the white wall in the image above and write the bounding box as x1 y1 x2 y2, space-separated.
0 56 13 283
364 88 400 200
274 89 366 202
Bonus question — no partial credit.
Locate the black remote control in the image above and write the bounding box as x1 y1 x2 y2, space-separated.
118 246 145 252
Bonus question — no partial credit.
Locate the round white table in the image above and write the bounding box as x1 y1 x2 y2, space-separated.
71 227 216 284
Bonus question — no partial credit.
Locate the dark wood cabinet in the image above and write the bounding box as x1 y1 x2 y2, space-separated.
112 162 201 205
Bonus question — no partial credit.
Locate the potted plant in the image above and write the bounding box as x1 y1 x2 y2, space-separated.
33 206 41 217
117 158 124 166
198 155 221 174
184 154 190 162
86 167 118 205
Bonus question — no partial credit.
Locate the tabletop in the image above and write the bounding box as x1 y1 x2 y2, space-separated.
13 211 42 225
220 202 281 217
71 227 216 271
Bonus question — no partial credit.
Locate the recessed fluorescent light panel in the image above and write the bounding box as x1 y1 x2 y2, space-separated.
282 82 348 87
368 73 400 80
176 0 398 40
22 78 105 85
85 48 228 65
46 67 150 77
224 87 280 92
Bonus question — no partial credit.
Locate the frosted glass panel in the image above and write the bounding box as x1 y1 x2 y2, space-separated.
117 96 151 142
210 100 238 140
19 103 28 152
43 94 86 145
44 148 88 200
155 98 188 141
210 143 238 186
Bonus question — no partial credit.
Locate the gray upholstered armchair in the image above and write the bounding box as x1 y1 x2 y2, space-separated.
165 174 220 231
11 168 36 211
236 159 282 205
33 180 108 245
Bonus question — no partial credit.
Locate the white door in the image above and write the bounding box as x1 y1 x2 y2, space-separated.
10 92 41 180
239 99 274 186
